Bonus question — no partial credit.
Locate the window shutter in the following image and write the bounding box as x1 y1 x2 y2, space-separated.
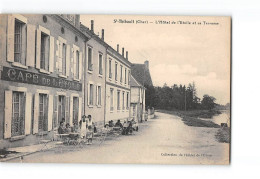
26 24 36 67
87 84 90 105
25 92 32 135
73 50 77 79
48 94 53 131
35 29 41 69
66 45 70 77
49 36 54 73
58 41 62 73
71 48 74 77
4 90 12 138
96 85 98 106
33 93 39 134
55 40 59 71
100 87 102 106
79 51 82 80
78 97 82 124
7 15 15 62
69 96 73 126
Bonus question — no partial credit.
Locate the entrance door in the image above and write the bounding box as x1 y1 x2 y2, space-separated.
58 95 65 124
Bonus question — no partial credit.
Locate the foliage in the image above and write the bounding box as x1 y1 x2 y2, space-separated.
145 82 217 111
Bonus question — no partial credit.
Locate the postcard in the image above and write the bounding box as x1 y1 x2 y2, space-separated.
0 14 231 164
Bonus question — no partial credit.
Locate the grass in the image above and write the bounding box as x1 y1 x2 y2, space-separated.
182 116 220 128
215 127 230 143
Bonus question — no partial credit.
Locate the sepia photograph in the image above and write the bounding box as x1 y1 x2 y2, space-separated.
0 14 231 164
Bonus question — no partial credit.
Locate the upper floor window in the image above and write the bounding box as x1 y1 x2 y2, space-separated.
88 47 93 71
62 43 66 76
120 65 123 83
128 70 130 85
115 62 118 81
109 59 112 78
99 53 103 75
14 20 26 65
124 68 127 84
40 32 50 71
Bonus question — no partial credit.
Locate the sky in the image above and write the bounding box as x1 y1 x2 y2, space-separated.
81 15 230 105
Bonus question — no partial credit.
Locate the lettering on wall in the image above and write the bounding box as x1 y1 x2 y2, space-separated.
1 66 82 91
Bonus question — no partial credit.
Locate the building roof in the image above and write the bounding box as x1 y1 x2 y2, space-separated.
131 63 153 87
130 75 142 87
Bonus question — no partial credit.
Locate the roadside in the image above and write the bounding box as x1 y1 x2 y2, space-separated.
157 109 230 143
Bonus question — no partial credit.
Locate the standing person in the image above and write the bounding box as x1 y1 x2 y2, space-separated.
79 115 87 139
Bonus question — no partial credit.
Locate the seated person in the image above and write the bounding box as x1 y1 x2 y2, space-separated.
108 120 114 127
58 121 66 134
71 122 79 133
115 120 123 128
65 123 72 134
122 121 130 135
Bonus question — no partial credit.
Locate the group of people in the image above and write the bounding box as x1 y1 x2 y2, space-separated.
58 115 96 145
105 119 138 135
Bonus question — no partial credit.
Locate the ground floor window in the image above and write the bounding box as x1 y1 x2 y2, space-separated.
117 90 120 110
73 97 79 124
110 88 114 111
122 92 125 110
58 95 66 124
126 92 129 109
12 91 25 137
39 93 48 132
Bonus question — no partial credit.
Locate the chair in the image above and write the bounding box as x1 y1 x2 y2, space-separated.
38 131 52 151
93 127 108 145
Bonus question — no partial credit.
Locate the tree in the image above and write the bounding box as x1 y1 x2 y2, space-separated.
201 95 216 110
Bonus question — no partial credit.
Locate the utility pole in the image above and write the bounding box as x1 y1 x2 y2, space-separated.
184 89 187 111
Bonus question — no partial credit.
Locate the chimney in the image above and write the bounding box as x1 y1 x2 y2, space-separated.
126 51 128 60
144 60 149 69
91 20 94 32
122 48 124 57
101 29 104 40
117 44 119 52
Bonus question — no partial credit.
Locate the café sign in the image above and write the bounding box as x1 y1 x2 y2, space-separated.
1 66 82 91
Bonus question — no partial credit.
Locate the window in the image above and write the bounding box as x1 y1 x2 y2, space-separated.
120 65 123 83
128 70 130 85
97 86 102 106
39 94 48 132
125 68 127 84
14 20 26 65
109 59 112 78
89 84 94 105
12 91 25 137
40 32 50 71
99 53 103 75
73 97 79 124
117 90 120 110
122 92 125 110
126 92 129 109
62 43 66 76
115 62 118 81
76 50 80 79
110 88 114 111
88 47 93 71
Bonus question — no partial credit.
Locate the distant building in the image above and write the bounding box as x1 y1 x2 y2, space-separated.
130 75 145 122
131 60 153 88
